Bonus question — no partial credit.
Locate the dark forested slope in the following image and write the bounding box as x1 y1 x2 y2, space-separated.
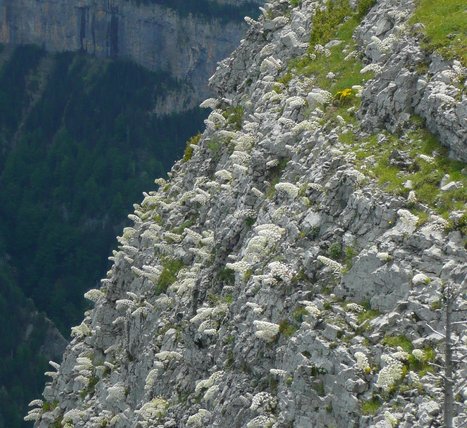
0 44 206 427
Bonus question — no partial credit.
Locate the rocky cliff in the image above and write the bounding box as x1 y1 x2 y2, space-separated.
29 0 466 427
0 0 262 111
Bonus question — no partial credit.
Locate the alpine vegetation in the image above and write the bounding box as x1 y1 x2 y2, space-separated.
30 0 466 427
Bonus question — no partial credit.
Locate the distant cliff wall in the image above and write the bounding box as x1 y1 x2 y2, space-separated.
0 0 261 110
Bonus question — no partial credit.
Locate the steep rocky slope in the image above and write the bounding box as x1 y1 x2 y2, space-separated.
0 0 262 112
30 0 466 426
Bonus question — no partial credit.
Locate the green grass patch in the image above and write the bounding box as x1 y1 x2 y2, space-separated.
183 133 202 162
244 269 253 282
155 258 184 295
172 219 195 235
42 400 59 412
448 212 467 236
152 214 163 224
52 418 64 428
361 396 382 415
357 303 380 324
353 127 466 225
382 335 414 353
277 72 293 87
407 347 436 377
292 306 309 323
430 299 442 310
309 0 352 46
410 0 467 65
344 246 357 269
266 175 281 199
288 1 375 96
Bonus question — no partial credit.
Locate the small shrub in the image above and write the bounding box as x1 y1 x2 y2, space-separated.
80 375 99 399
156 258 184 295
292 306 308 323
183 133 201 162
245 216 256 228
42 401 59 412
344 246 357 269
279 319 298 337
222 105 244 130
289 0 302 7
217 267 235 286
207 138 222 158
312 379 326 397
226 350 235 368
328 242 343 260
291 269 307 285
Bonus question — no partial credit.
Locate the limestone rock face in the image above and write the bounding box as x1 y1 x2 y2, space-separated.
30 0 466 427
0 0 262 110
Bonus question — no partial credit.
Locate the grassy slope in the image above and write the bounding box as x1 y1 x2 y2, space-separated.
281 0 466 233
410 0 467 65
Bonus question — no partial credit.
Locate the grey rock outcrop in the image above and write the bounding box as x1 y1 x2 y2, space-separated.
29 0 466 427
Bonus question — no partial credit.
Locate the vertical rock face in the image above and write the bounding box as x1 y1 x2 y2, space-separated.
28 0 466 427
0 0 262 107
